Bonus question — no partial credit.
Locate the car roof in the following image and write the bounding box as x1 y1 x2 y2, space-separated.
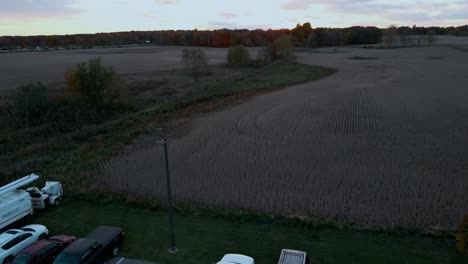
62 238 95 255
21 240 55 254
49 235 74 242
0 232 18 245
0 228 36 246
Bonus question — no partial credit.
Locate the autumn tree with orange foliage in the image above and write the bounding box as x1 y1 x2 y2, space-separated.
212 30 231 47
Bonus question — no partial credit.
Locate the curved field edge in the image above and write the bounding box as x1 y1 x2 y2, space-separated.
0 61 336 196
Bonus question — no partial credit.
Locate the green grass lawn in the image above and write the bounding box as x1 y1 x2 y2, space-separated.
29 199 467 264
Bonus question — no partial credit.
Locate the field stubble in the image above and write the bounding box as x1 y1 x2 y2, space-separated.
102 46 468 230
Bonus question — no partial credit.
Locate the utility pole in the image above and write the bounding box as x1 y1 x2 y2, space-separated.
160 139 178 253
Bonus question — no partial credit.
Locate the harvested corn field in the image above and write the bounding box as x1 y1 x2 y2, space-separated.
101 45 468 230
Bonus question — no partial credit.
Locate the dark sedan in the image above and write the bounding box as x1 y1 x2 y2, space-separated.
53 226 124 264
13 235 76 264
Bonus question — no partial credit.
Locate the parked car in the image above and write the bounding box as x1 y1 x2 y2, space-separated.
13 235 76 264
217 254 254 264
53 226 124 264
0 225 49 264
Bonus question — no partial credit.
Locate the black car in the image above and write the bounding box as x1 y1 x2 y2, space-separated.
53 226 124 264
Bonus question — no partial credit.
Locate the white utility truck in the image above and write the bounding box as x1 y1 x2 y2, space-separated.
0 174 62 230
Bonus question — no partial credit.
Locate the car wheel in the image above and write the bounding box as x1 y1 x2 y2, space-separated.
3 256 14 264
39 233 47 240
54 199 60 206
112 246 119 256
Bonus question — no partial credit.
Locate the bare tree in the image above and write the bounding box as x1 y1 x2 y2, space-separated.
426 31 437 46
416 35 424 46
385 25 398 48
181 48 208 79
399 34 408 47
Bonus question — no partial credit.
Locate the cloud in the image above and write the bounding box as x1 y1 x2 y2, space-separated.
0 0 79 18
218 12 239 19
154 0 178 4
280 0 373 10
280 0 313 10
207 21 272 30
143 12 159 18
441 9 468 20
280 0 468 25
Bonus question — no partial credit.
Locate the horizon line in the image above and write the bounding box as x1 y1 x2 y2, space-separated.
2 24 468 38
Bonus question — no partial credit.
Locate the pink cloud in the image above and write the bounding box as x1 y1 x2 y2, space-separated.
208 21 272 30
218 12 240 19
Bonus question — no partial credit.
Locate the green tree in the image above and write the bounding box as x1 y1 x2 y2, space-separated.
227 45 251 67
273 35 294 58
291 23 305 43
302 22 313 38
65 57 123 109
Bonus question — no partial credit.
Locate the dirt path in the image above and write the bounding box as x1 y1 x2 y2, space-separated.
103 46 468 229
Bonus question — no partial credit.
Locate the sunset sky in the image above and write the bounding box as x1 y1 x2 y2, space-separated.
1 0 467 36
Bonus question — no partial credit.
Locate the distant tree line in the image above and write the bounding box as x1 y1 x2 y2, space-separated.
0 23 379 50
382 25 468 37
1 23 466 51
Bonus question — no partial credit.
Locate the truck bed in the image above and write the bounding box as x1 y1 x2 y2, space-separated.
278 249 309 264
86 226 123 246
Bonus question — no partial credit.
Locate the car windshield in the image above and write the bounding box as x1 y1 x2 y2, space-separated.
13 253 31 264
53 253 81 264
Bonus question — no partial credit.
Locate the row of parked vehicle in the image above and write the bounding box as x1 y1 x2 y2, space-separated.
1 175 309 264
0 224 124 264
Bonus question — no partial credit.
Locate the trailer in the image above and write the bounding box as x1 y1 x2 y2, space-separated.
0 174 62 230
277 249 310 264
